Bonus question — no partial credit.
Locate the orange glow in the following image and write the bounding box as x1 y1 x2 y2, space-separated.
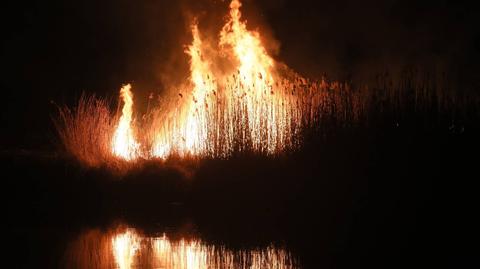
219 0 293 153
66 227 299 269
112 84 140 160
112 229 141 269
153 235 208 269
151 23 218 158
220 0 274 89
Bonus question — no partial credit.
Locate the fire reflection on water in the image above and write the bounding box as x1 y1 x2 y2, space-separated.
64 227 299 269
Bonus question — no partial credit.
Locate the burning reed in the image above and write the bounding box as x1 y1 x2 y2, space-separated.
53 94 118 168
53 0 478 170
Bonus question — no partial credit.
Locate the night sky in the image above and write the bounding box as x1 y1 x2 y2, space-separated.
2 0 479 148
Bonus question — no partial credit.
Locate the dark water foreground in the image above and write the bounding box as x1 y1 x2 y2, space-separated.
2 122 479 269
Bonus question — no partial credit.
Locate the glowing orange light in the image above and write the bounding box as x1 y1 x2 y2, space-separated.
112 229 141 269
112 84 140 160
67 228 298 269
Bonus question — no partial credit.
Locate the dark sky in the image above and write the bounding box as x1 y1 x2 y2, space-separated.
1 0 479 149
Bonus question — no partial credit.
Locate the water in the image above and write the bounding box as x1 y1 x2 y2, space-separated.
63 224 299 269
5 133 477 268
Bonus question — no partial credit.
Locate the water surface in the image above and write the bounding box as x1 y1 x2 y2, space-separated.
64 225 299 269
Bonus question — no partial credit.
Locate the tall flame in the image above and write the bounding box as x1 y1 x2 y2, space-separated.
219 0 292 153
184 24 218 155
149 0 300 159
112 84 140 160
151 24 218 158
220 0 274 88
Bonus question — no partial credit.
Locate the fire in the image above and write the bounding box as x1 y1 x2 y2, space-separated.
112 84 140 160
220 0 274 89
151 23 217 158
59 0 319 166
147 0 301 159
219 0 291 153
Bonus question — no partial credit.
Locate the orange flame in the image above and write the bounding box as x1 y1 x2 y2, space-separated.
219 0 294 153
112 84 140 160
151 24 217 158
147 0 300 159
220 0 274 88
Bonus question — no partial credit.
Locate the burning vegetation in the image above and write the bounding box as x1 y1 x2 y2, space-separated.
55 0 313 168
145 0 307 159
53 0 477 171
54 94 118 168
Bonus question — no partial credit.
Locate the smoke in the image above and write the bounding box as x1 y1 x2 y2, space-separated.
131 0 480 89
4 0 479 92
255 0 480 85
